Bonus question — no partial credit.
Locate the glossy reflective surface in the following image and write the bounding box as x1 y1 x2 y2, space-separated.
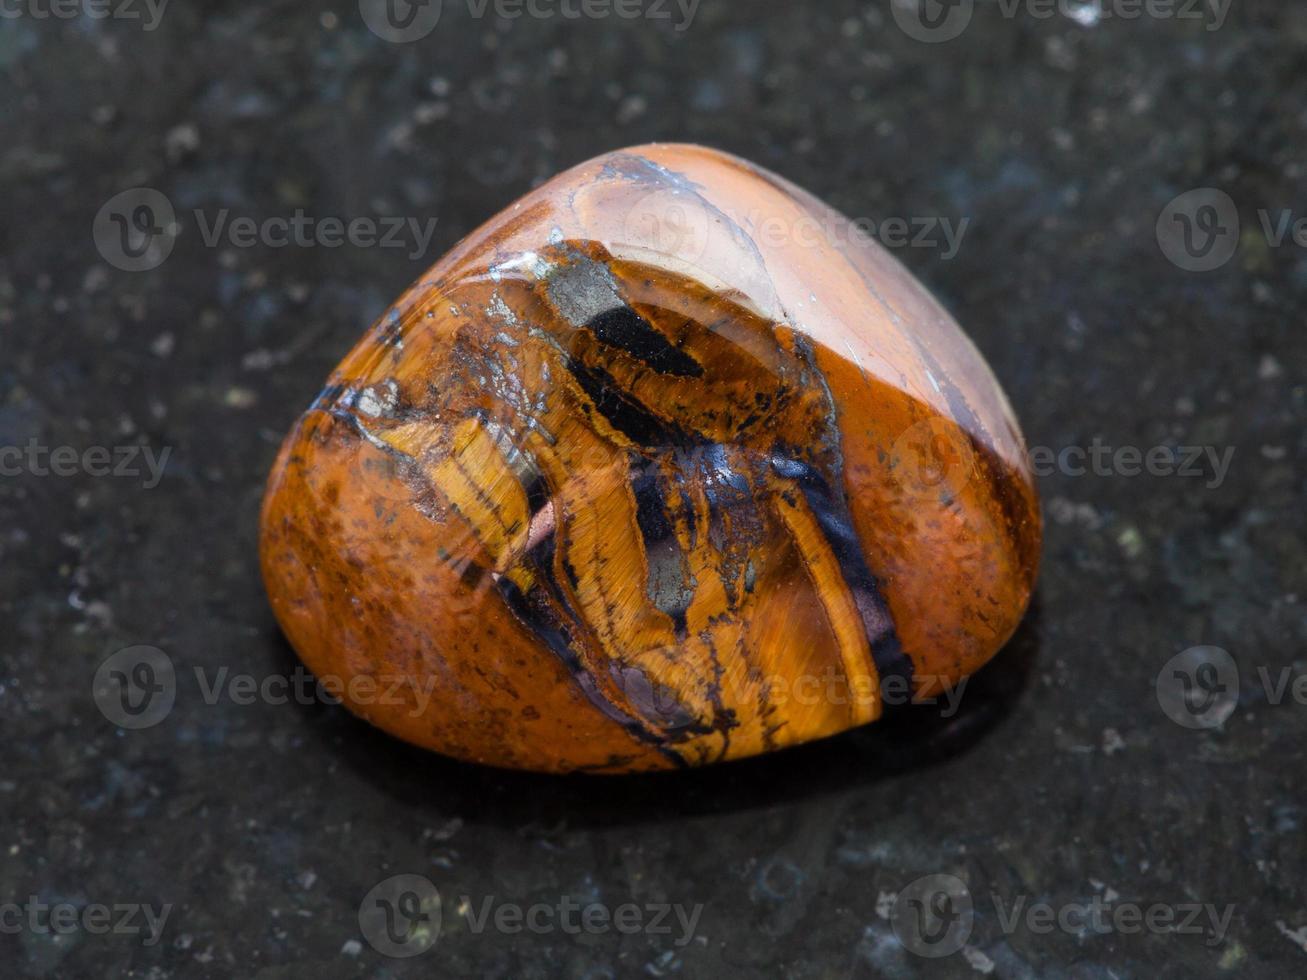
260 144 1041 773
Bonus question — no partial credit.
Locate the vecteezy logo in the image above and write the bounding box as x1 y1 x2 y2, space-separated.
93 188 178 272
92 646 177 729
1156 645 1239 730
889 416 977 504
892 873 974 958
1156 188 1240 272
358 0 443 42
890 0 974 43
359 874 442 958
621 188 716 273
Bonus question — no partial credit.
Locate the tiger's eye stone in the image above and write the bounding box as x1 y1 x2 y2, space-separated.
260 144 1041 773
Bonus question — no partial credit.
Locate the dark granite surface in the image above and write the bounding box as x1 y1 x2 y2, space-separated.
3 1 1305 977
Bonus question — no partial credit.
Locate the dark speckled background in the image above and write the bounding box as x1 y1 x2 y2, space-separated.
3 1 1306 977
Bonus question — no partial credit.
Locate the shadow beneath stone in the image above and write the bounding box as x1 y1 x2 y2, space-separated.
277 600 1042 830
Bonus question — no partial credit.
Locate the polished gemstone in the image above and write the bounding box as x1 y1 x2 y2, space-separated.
260 144 1041 773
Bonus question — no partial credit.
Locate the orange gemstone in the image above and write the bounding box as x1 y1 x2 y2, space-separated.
260 144 1041 773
